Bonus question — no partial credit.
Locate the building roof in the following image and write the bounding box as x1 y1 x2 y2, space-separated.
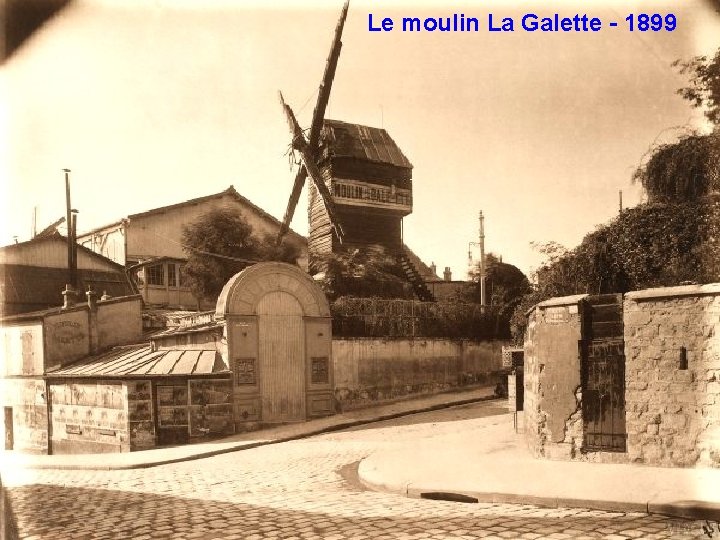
0 232 127 272
0 234 138 316
78 186 306 244
321 120 413 169
1 265 137 317
47 344 228 378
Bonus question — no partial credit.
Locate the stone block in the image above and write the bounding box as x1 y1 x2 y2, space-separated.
662 413 687 430
646 424 659 435
642 443 664 463
676 392 698 404
672 370 694 384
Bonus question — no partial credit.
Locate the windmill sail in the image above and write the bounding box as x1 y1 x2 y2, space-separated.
276 1 349 245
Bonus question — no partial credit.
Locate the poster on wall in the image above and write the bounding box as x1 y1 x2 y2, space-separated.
189 380 232 406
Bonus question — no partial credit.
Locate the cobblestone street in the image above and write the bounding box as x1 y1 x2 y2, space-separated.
1 401 709 539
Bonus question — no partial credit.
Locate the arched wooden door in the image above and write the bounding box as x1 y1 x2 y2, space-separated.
257 291 306 422
216 262 334 426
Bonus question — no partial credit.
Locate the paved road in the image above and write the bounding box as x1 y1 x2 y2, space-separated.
1 401 707 539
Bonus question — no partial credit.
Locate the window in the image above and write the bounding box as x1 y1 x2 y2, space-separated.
167 263 177 287
146 264 164 286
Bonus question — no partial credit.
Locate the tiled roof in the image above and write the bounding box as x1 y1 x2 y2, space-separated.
48 344 228 378
322 120 413 169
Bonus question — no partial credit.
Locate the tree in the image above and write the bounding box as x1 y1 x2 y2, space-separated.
465 253 531 339
631 48 720 203
181 207 299 300
316 246 413 302
675 47 720 127
632 132 720 203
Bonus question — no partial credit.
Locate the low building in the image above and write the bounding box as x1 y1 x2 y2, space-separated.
47 340 232 451
0 233 136 316
1 291 143 453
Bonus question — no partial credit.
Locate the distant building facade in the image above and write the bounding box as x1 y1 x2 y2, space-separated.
76 186 308 308
0 233 136 316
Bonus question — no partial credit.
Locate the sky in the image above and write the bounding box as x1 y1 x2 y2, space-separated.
2 0 719 279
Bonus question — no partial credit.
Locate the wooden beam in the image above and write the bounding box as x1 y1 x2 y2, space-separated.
278 92 344 244
307 0 349 150
276 166 307 245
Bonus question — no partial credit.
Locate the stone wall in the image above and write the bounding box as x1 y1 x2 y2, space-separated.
523 295 586 460
624 284 720 468
332 338 506 411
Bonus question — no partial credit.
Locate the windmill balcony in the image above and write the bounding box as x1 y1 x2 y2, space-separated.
331 178 412 216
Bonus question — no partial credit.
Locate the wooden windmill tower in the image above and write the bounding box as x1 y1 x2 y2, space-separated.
276 2 434 301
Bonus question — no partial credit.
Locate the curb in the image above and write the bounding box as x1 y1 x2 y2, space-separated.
7 393 499 471
358 462 720 521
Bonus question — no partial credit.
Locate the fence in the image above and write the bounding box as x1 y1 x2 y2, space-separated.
331 296 501 339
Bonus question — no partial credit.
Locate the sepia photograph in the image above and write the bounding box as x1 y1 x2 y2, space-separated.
1 0 719 538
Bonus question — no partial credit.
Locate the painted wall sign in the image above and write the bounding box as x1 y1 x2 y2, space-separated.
51 321 85 345
544 306 570 324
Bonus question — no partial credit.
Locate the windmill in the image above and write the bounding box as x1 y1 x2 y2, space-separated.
275 1 349 247
275 2 435 301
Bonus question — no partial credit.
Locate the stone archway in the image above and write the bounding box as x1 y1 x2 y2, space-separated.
216 263 334 425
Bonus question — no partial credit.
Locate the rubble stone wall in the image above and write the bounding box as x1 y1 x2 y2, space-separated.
523 296 585 460
624 284 720 468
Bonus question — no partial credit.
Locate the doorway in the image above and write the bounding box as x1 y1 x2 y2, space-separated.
258 291 306 422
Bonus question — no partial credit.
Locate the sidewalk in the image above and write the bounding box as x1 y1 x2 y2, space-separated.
357 411 720 521
0 387 497 471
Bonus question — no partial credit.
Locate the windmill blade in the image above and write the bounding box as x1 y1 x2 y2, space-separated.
279 91 307 150
278 91 344 243
276 166 307 245
307 0 349 150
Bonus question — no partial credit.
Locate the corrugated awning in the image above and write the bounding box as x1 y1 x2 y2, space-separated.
48 345 228 378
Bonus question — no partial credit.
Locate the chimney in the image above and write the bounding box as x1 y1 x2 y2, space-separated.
86 288 99 354
86 288 98 311
430 262 437 277
62 284 77 308
443 267 452 282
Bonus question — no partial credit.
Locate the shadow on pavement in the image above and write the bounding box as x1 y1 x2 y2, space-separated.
339 401 510 433
4 483 692 539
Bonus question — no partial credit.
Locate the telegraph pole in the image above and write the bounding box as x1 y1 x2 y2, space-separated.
467 211 487 308
64 169 72 281
479 211 486 308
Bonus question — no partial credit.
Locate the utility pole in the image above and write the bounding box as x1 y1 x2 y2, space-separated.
619 190 623 214
64 168 72 282
63 168 79 295
479 211 486 308
467 210 487 308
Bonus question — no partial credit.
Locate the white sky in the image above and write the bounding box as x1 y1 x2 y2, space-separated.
2 0 719 278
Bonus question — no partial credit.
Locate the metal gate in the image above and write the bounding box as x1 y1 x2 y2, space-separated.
580 295 626 452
